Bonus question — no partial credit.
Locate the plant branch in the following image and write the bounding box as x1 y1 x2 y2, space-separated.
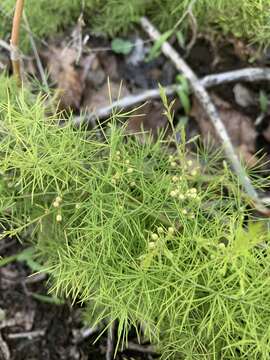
73 67 270 126
139 16 267 210
10 0 24 84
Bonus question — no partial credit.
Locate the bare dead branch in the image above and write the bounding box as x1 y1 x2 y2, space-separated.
73 67 270 126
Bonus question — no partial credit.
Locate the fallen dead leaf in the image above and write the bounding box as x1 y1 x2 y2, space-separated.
82 81 130 112
191 94 258 165
97 53 119 81
126 101 177 143
44 46 83 110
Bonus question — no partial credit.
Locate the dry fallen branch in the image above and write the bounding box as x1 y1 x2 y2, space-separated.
73 67 270 126
139 17 264 205
0 39 11 52
0 332 10 360
7 330 45 340
10 0 24 84
106 321 116 360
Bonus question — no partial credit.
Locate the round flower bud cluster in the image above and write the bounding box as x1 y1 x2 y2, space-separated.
168 155 177 168
148 226 176 250
53 195 62 208
112 172 121 185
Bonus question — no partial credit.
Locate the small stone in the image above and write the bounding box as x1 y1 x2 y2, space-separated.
190 169 197 176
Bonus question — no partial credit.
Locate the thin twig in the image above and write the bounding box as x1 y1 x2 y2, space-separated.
106 321 116 360
139 16 267 210
72 325 100 344
7 330 45 340
10 0 24 85
125 342 157 355
0 332 10 360
24 272 47 284
73 67 270 126
0 39 11 52
23 13 50 92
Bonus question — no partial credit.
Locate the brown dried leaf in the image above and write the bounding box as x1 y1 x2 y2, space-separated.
97 53 119 81
126 101 173 143
46 46 83 110
82 81 130 112
191 94 257 162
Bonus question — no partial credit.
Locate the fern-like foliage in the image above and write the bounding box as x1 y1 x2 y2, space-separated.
0 82 270 359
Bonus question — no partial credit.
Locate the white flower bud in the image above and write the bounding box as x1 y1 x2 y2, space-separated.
53 201 60 208
148 242 156 250
56 214 62 222
151 233 159 241
168 227 175 235
157 227 164 234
